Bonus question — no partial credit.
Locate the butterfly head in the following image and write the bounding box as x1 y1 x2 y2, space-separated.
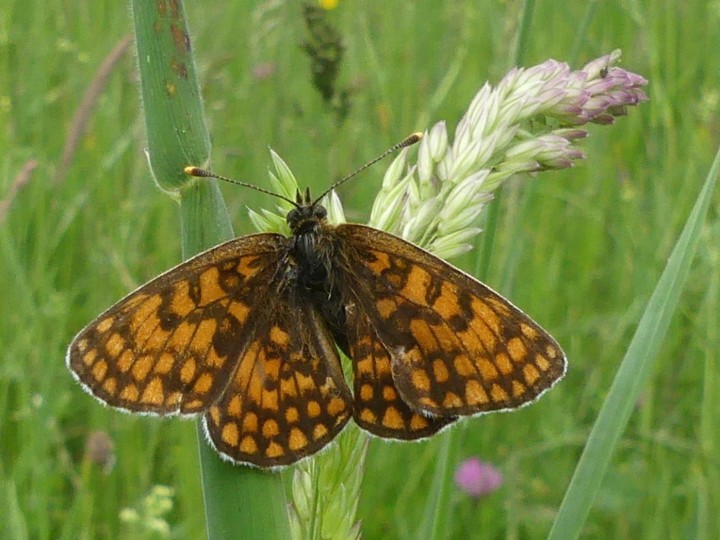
287 187 327 236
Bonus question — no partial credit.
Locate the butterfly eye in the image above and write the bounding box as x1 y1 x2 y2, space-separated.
313 205 327 220
287 208 300 226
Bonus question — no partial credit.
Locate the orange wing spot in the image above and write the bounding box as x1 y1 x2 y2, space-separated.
242 412 258 433
120 383 139 402
465 379 489 406
485 296 512 317
376 298 398 319
102 377 117 395
418 396 438 409
523 363 540 385
327 397 347 417
442 391 462 408
367 250 392 273
288 427 308 451
279 376 298 398
128 294 161 328
133 313 161 345
236 255 263 280
512 380 526 398
520 322 539 340
105 333 126 357
410 413 430 431
169 281 195 317
240 435 258 455
131 355 153 381
228 395 242 417
190 318 217 354
545 344 560 360
166 321 194 352
227 301 250 325
464 317 497 355
401 265 431 305
382 406 404 429
495 351 513 375
477 357 500 382
490 384 509 403
507 337 527 362
185 399 205 412
261 389 279 412
198 267 226 306
411 369 431 392
374 354 392 375
96 316 115 334
144 325 171 351
266 441 284 458
307 400 321 418
471 298 501 334
222 422 239 447
433 282 461 318
269 325 290 347
165 392 182 407
294 372 316 393
359 408 377 424
409 318 438 353
432 359 450 383
208 406 221 425
206 347 226 369
193 373 213 395
76 338 90 353
180 358 196 384
382 385 397 401
117 350 134 373
535 354 551 371
262 419 280 438
285 406 299 424
141 377 164 405
313 423 328 440
359 383 374 401
82 349 97 367
92 359 108 381
453 355 476 377
154 352 175 374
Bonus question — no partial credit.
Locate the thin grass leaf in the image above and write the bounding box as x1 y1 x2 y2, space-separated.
548 147 720 539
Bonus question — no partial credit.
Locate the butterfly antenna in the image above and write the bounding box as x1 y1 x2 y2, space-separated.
312 131 423 205
184 166 299 207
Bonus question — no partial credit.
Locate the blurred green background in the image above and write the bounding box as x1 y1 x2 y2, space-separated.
1 1 718 539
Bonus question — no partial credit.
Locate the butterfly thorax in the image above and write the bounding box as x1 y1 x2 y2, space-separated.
286 200 349 353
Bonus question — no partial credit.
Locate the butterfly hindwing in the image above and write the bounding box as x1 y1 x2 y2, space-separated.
334 224 567 418
203 298 353 467
345 302 456 439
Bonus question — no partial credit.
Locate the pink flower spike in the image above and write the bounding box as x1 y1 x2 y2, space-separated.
454 458 503 498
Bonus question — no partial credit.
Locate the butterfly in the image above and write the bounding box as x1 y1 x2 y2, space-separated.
66 134 567 468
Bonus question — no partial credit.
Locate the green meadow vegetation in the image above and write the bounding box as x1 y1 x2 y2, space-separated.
1 1 718 539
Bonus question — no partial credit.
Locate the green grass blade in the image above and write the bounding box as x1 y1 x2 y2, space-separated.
130 1 290 538
548 147 720 539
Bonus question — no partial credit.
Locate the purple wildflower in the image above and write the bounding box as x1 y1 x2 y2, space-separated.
454 458 503 498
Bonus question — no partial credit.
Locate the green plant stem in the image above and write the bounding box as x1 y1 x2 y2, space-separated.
130 1 290 538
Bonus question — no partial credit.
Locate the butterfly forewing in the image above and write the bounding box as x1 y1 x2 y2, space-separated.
334 224 567 417
204 301 353 467
67 234 288 415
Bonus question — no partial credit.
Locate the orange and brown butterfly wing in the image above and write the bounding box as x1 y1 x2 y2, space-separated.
66 234 288 416
344 302 455 439
203 298 353 467
335 224 566 418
